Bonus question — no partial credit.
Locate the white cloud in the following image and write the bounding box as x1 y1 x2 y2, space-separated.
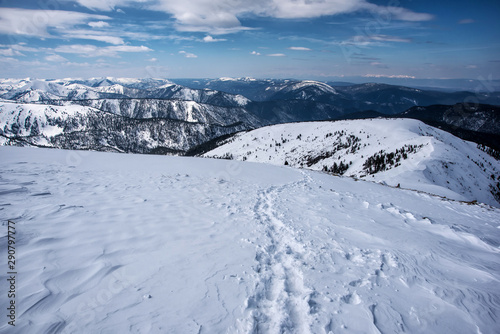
250 51 261 56
288 46 311 51
0 48 24 57
45 54 69 62
107 45 152 52
342 34 411 47
370 61 388 68
163 34 197 42
179 50 198 58
149 0 432 34
267 53 286 57
259 0 362 19
0 43 40 53
0 56 19 63
89 21 110 28
202 35 227 43
62 30 125 45
0 8 110 38
55 44 101 55
151 0 249 34
55 44 152 57
74 0 137 11
368 35 411 43
66 0 433 35
148 57 158 62
11 44 40 52
61 61 93 67
362 4 434 22
0 57 45 66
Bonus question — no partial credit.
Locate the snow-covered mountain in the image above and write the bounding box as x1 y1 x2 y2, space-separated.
1 77 499 156
142 84 250 107
269 80 342 101
172 77 294 101
0 78 127 102
0 78 250 106
56 99 259 125
0 102 94 142
1 146 499 333
204 118 500 207
175 78 500 113
0 101 251 153
0 78 260 153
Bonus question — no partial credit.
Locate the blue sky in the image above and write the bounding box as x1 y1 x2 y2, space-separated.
0 0 499 82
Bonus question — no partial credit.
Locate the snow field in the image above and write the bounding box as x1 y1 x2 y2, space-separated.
0 146 499 333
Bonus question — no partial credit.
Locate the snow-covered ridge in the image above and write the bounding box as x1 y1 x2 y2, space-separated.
0 78 250 106
280 80 338 95
0 100 253 153
217 77 257 82
205 118 500 207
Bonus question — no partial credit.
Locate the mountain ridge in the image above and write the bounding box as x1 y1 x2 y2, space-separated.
203 118 500 207
1 77 499 156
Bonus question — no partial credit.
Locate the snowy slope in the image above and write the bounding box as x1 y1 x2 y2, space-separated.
0 146 499 333
205 118 500 207
64 99 260 126
0 101 251 153
272 80 340 99
0 102 95 145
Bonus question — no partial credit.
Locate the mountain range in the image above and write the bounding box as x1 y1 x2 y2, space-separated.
1 77 499 154
173 77 500 114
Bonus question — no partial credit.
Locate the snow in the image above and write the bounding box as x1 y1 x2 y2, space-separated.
0 146 499 333
233 94 251 106
283 80 338 95
217 77 257 82
0 78 177 102
184 101 199 122
205 118 500 207
0 102 92 137
0 102 95 138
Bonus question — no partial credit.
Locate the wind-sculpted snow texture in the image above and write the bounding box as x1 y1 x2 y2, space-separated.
205 118 500 207
1 146 499 333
